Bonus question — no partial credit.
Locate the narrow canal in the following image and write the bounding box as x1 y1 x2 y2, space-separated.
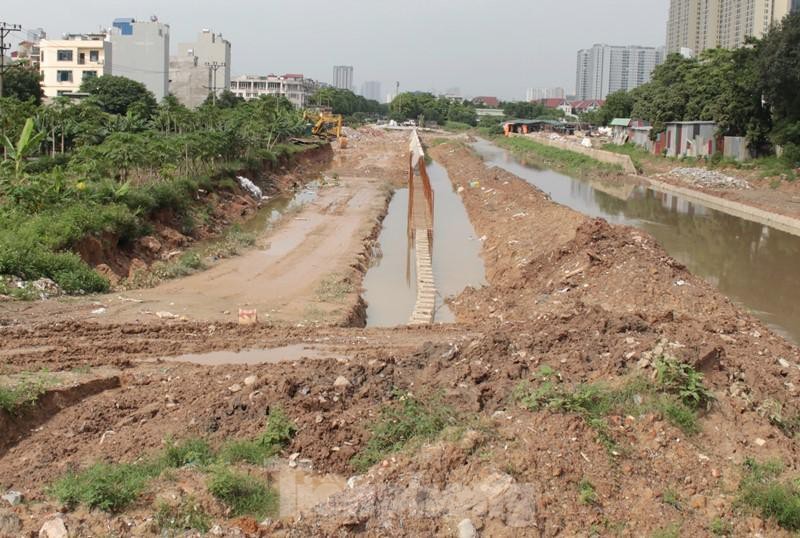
472 138 800 344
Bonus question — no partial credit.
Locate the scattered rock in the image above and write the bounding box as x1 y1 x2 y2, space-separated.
458 518 477 538
668 167 751 189
333 376 351 388
228 384 242 393
155 311 178 320
138 235 163 254
689 494 706 510
244 375 258 387
1 490 22 506
754 438 767 447
39 517 68 538
778 358 791 369
127 258 148 278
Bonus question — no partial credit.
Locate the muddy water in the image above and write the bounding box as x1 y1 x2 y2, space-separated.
162 344 344 365
271 465 346 518
363 161 486 326
472 138 800 344
238 181 321 235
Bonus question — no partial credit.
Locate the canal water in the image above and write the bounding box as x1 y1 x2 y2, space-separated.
471 138 800 344
362 160 486 327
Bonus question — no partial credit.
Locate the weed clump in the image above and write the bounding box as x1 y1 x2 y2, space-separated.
155 497 211 534
220 407 296 465
351 392 457 471
739 458 800 531
163 438 216 468
0 372 52 413
207 467 278 519
51 461 162 512
579 478 599 505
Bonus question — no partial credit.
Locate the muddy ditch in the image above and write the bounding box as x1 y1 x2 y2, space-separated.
362 159 486 327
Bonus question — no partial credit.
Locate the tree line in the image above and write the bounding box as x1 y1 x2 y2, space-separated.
388 92 478 126
584 11 800 162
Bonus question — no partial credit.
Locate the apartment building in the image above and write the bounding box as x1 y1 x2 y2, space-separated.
332 65 353 91
526 87 565 101
575 44 665 100
177 30 232 95
108 17 170 100
361 80 381 101
230 74 320 108
666 0 796 54
39 34 111 98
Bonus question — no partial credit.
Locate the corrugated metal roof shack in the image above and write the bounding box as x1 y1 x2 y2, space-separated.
664 121 720 158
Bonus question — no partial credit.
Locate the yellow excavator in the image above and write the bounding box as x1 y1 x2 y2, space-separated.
303 108 348 148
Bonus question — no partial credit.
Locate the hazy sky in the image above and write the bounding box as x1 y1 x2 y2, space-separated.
4 0 669 100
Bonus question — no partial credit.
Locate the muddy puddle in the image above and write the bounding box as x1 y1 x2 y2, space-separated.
363 160 486 327
160 344 344 366
271 465 346 518
472 138 800 343
237 181 321 235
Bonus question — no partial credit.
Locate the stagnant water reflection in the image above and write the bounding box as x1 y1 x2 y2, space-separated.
363 160 486 327
472 138 800 344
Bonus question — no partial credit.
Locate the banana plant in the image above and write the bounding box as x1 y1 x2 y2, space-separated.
2 117 45 180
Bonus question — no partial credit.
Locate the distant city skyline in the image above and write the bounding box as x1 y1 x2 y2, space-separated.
3 0 670 100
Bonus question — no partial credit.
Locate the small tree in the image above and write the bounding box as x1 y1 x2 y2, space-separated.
2 117 45 180
80 75 157 117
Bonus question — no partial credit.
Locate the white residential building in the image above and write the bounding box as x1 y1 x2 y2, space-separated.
667 0 797 54
169 55 208 108
526 87 565 101
332 65 353 90
575 44 665 100
108 17 170 100
39 34 111 98
230 74 320 108
177 30 232 95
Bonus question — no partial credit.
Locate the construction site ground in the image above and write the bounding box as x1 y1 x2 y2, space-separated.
2 128 800 537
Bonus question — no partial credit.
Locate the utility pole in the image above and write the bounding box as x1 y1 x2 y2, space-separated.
0 22 23 99
204 61 226 106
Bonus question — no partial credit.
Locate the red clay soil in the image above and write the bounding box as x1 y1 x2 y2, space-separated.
0 135 799 536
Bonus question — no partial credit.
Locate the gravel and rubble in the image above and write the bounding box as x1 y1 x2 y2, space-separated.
667 167 752 189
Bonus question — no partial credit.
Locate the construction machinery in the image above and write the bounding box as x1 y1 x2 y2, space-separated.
303 108 348 148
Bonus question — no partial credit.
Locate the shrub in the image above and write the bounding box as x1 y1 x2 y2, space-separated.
654 357 714 410
579 478 599 505
0 372 51 413
162 438 216 468
220 408 296 465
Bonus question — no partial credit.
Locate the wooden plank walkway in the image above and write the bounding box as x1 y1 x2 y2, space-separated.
409 231 435 325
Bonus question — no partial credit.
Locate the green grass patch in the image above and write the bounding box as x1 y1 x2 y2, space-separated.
443 121 472 132
162 438 216 468
739 458 800 531
709 517 733 536
515 359 712 453
579 478 599 505
491 135 624 177
50 460 163 512
0 372 52 413
155 497 211 534
207 467 278 519
50 408 296 513
651 522 682 538
220 407 296 465
351 392 458 472
601 143 648 173
662 488 681 509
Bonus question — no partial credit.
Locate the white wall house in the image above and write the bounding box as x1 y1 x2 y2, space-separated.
231 74 320 108
108 17 170 101
39 34 111 98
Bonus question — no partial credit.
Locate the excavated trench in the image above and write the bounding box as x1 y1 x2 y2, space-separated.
472 137 800 344
361 160 486 327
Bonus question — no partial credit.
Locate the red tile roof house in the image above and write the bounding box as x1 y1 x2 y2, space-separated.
570 99 605 114
472 96 500 107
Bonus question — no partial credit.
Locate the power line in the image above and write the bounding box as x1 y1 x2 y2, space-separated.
0 21 23 99
204 61 226 105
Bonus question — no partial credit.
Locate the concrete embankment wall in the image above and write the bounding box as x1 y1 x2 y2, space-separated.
517 134 638 175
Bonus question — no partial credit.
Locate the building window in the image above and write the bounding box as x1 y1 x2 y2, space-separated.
57 70 73 82
82 70 97 81
57 49 73 61
78 52 86 65
90 50 99 62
